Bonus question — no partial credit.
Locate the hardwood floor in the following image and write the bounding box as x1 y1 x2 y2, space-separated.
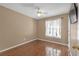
36 40 68 56
0 40 68 56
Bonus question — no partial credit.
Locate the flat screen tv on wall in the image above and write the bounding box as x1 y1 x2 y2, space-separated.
69 3 78 24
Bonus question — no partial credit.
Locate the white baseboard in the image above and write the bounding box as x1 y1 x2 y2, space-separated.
0 39 37 53
37 38 68 47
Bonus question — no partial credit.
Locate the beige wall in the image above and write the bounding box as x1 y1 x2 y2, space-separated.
70 23 78 46
36 14 68 44
0 6 36 50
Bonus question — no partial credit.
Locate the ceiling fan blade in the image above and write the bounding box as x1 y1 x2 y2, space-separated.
43 12 47 14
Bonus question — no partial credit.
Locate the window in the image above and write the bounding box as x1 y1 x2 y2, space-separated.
45 18 61 38
46 47 61 56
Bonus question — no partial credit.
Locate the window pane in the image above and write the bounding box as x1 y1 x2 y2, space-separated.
45 18 61 38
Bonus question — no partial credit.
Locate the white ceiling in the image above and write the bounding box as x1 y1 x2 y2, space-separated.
0 3 71 19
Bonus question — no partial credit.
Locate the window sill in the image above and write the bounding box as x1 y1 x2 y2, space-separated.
45 35 61 40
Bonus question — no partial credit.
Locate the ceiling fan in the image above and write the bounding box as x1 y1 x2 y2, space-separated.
36 7 47 17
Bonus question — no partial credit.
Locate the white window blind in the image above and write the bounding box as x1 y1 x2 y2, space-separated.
45 18 61 38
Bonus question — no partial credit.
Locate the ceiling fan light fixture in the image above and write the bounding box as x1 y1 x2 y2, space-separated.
37 13 41 17
36 7 46 17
